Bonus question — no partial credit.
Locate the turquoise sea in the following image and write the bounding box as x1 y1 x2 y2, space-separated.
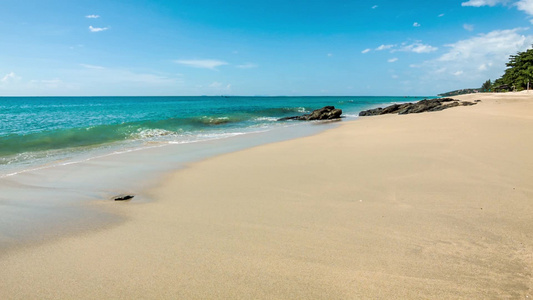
0 96 431 176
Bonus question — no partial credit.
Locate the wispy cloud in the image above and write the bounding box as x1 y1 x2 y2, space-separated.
0 75 76 95
89 26 108 32
372 5 378 9
28 79 66 89
478 62 493 70
376 44 395 51
174 59 229 70
86 15 100 19
388 58 399 63
398 42 438 53
236 63 258 69
372 42 437 54
80 66 184 85
413 22 421 27
463 24 475 31
209 81 232 91
1 67 185 95
438 13 445 17
461 0 507 6
361 48 371 54
1 72 19 82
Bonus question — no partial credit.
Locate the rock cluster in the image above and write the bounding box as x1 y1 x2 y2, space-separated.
279 106 342 121
359 98 477 116
114 194 134 201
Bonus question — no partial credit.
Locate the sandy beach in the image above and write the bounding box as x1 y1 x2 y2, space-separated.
1 92 532 299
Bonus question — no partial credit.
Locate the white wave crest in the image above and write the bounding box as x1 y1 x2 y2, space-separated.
254 117 278 122
132 128 175 139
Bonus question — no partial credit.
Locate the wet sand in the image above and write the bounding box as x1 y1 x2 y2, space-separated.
1 92 532 299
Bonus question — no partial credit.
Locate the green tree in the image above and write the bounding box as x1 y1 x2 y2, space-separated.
495 47 533 90
481 79 492 92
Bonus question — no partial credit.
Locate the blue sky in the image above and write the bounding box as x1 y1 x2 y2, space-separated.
1 0 533 96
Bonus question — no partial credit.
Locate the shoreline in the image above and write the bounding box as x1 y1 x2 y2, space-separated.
0 95 431 253
0 117 341 254
1 92 532 298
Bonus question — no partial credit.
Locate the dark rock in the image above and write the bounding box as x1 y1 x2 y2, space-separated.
396 103 413 114
439 98 456 102
358 107 383 116
380 104 401 114
279 106 342 121
358 98 476 117
114 194 134 201
432 101 460 111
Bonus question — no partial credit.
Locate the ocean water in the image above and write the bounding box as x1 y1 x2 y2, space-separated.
0 96 431 176
0 96 433 248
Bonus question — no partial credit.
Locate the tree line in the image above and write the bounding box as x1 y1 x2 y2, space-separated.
481 47 533 92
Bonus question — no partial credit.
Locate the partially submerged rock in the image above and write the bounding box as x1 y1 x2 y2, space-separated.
279 106 342 121
114 194 134 201
358 98 477 116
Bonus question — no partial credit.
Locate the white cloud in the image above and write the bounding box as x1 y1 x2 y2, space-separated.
174 59 229 70
209 81 232 91
463 0 533 16
89 26 108 32
86 15 100 19
398 42 438 53
461 0 507 7
1 72 20 82
372 5 378 9
438 28 531 62
463 24 475 31
0 67 186 95
413 22 421 27
327 53 333 57
28 79 66 89
77 64 183 84
361 48 371 54
478 62 494 70
388 58 399 63
516 0 533 15
376 44 395 51
236 63 258 69
372 42 437 54
0 76 77 95
69 44 84 50
438 13 445 17
421 28 533 85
